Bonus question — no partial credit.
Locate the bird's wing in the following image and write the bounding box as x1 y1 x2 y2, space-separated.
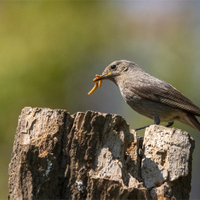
126 80 200 116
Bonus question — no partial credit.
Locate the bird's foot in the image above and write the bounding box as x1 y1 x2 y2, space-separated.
166 122 174 127
134 125 150 131
135 122 174 131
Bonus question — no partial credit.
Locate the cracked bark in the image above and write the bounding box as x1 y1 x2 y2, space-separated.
8 107 195 200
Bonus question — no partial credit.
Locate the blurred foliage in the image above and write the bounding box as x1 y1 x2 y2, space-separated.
0 2 200 199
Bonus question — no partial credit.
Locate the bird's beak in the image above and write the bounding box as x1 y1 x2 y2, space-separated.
93 71 112 81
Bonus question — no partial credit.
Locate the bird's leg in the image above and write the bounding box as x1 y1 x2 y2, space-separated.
166 122 174 127
154 115 160 125
134 115 160 131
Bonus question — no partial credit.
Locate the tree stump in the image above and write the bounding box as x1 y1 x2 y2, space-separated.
8 107 195 200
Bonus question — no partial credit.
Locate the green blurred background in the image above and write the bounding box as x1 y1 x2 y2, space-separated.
1 1 200 199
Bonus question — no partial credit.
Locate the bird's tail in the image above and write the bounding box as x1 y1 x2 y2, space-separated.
186 113 200 131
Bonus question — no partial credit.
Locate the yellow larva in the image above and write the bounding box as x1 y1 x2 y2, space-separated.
88 81 98 95
88 74 102 95
98 80 102 87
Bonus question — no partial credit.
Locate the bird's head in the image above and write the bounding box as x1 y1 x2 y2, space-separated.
95 60 134 84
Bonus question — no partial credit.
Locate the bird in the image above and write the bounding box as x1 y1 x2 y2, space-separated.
94 60 200 131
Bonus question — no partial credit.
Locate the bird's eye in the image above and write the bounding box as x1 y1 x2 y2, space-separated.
111 65 117 70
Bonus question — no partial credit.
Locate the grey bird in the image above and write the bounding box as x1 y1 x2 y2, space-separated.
95 60 200 131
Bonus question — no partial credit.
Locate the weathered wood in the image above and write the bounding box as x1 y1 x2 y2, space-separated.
8 107 195 200
142 125 195 199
